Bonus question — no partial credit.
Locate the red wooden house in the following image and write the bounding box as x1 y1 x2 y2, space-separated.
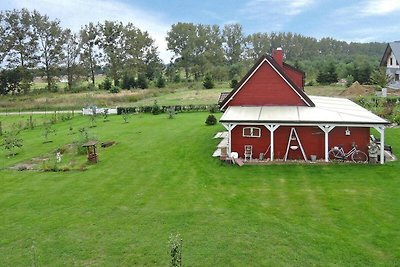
219 48 389 164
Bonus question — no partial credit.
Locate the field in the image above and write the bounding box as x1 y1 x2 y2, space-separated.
1 112 400 266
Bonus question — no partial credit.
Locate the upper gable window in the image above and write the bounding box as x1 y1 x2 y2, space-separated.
243 127 261 138
390 57 393 65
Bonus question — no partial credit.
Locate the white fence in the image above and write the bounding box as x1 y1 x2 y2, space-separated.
82 107 118 116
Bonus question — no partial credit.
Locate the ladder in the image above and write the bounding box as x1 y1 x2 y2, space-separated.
284 128 307 161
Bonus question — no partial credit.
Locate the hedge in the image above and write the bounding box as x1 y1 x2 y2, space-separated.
117 104 220 115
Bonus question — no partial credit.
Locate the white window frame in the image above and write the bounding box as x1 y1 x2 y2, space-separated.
243 127 261 138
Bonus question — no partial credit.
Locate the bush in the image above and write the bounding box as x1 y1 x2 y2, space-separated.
203 73 214 89
346 75 354 88
110 86 120 94
208 105 219 113
152 100 161 115
156 76 166 88
230 79 238 89
205 114 217 125
102 77 112 91
137 74 148 89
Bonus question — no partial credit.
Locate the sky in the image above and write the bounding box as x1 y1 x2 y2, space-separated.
2 0 400 62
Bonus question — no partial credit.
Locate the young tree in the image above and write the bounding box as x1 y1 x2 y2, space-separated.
32 10 65 91
2 128 23 156
370 68 390 88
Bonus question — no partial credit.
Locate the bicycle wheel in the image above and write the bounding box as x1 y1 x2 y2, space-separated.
328 149 343 161
351 150 368 163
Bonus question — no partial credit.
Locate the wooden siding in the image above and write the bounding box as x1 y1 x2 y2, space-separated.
228 63 307 106
283 65 304 89
231 125 370 160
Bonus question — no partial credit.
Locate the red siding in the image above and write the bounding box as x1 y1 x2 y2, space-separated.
229 62 307 106
283 65 304 89
231 125 370 161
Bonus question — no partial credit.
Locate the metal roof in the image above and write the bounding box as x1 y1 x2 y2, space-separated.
380 41 400 66
220 96 389 125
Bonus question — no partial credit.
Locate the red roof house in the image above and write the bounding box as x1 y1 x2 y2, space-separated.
219 48 389 164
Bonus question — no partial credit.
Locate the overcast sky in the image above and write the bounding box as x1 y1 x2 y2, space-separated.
2 0 400 62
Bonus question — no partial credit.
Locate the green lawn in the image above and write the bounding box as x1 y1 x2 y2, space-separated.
1 113 399 266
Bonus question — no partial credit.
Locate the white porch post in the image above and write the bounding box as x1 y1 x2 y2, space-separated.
318 125 335 162
373 125 385 164
222 123 237 155
265 124 279 161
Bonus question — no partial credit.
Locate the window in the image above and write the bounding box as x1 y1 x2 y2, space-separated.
243 127 261 138
395 74 399 81
390 57 393 66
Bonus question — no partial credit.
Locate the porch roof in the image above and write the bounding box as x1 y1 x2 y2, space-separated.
219 96 389 125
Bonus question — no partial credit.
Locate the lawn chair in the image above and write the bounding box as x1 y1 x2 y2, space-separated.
244 145 252 161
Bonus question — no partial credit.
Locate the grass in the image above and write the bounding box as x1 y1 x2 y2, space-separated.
0 112 400 266
1 83 349 112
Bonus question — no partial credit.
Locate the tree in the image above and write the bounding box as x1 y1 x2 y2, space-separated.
98 21 125 86
316 61 338 84
203 73 214 89
137 73 148 89
80 22 101 85
63 29 80 91
32 10 64 91
166 22 197 80
222 24 245 65
370 68 390 88
0 9 38 69
2 128 23 156
156 75 166 88
0 67 31 95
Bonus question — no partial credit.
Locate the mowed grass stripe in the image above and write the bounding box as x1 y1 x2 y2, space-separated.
0 112 399 266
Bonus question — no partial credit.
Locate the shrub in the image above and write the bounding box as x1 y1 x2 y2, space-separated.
230 79 238 89
205 114 217 125
203 73 214 89
137 74 148 89
152 100 161 115
208 105 219 113
156 76 166 88
110 86 120 94
346 75 354 88
102 77 112 91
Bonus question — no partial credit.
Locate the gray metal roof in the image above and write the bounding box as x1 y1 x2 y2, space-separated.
220 96 388 125
380 41 400 66
390 42 400 62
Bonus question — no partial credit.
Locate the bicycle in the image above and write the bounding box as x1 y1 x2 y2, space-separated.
328 143 368 163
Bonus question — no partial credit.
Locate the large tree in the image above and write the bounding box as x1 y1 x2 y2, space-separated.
31 10 65 91
166 22 197 80
222 23 245 65
98 21 125 85
80 22 101 85
63 29 80 91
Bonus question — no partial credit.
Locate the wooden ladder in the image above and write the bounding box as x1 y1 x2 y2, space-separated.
284 128 307 161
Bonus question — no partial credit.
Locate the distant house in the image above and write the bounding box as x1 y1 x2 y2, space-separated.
219 48 389 164
380 41 400 89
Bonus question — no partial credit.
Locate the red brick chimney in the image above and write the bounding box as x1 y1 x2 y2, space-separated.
272 47 283 66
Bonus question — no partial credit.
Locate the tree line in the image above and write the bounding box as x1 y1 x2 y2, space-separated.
0 9 387 95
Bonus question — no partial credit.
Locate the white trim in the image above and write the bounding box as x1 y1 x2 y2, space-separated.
318 125 335 162
373 125 385 164
242 127 261 138
265 124 279 161
221 58 311 110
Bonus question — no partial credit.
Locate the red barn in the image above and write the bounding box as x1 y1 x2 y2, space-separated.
219 48 389 164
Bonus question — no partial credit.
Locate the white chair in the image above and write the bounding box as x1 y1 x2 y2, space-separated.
244 145 253 161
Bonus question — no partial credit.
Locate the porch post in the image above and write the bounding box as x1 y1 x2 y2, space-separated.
318 125 335 162
265 124 279 161
373 125 385 164
227 123 237 155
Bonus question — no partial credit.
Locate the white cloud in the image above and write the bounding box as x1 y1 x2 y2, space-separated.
362 0 400 16
239 0 315 29
8 0 173 62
